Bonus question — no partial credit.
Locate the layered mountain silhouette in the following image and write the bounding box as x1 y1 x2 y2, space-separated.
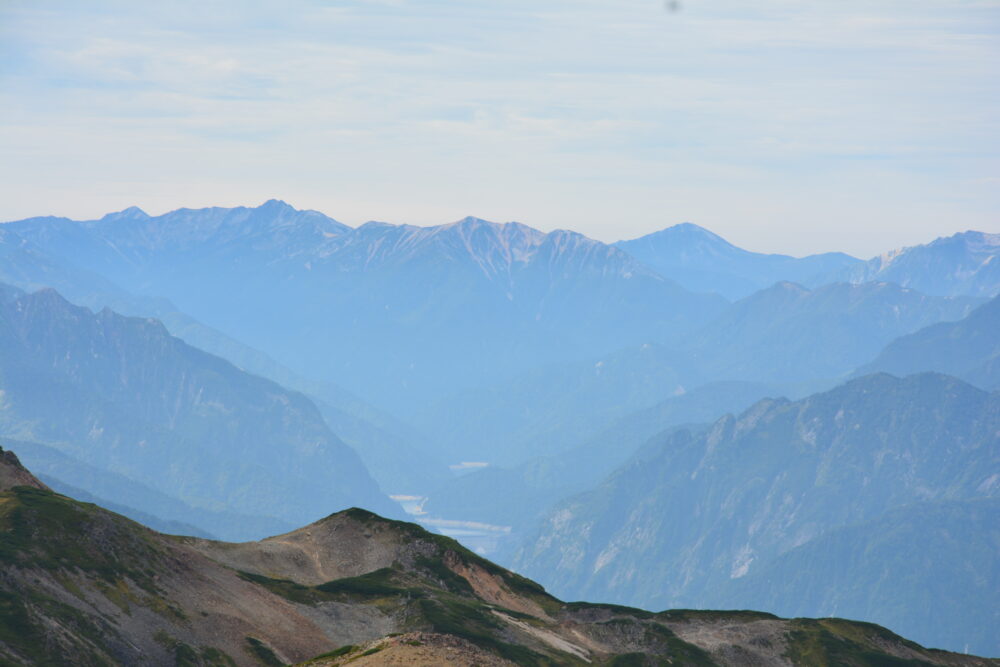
6 203 726 413
823 230 1000 298
616 223 861 299
416 279 977 468
684 281 980 384
0 448 993 666
616 223 1000 300
859 294 1000 390
512 373 1000 656
0 223 444 494
3 202 998 662
0 283 393 539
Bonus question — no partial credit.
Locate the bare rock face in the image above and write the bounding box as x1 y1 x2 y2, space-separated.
0 446 48 492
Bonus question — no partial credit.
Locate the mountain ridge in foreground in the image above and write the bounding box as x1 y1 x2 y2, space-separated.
1 448 994 666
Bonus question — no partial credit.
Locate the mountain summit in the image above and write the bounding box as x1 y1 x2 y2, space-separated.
615 223 861 299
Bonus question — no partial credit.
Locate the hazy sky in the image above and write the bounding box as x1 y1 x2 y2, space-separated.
2 0 998 257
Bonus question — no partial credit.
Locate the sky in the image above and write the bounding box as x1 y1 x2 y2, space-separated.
1 0 998 257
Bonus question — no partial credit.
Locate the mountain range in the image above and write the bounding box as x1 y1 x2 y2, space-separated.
414 279 977 469
512 372 1000 656
1 448 994 666
2 202 998 661
0 283 394 540
616 223 1000 300
0 222 447 495
615 222 861 300
827 230 1000 298
5 203 726 414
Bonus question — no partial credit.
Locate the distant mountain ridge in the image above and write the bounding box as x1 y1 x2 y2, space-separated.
4 202 727 413
683 280 980 384
615 222 862 299
858 294 1000 390
416 279 978 472
821 230 1000 298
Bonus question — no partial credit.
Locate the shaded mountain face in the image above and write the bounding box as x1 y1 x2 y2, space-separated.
820 230 1000 298
0 285 393 539
859 294 1000 390
0 450 992 667
512 373 1000 656
0 222 442 495
5 203 726 413
703 498 1000 659
684 281 980 384
615 223 861 300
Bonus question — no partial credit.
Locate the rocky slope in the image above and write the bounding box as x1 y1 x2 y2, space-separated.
0 448 993 666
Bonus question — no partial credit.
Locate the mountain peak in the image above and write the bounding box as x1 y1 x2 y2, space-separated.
99 205 150 222
455 215 491 226
632 222 734 247
257 198 294 213
0 446 49 492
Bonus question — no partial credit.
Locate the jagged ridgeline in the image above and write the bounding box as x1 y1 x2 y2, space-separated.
0 449 995 667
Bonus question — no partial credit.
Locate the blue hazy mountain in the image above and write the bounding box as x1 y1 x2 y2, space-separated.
818 230 1000 298
858 294 1000 390
4 436 291 539
0 284 395 539
704 497 1000 658
422 381 781 559
5 202 727 413
685 281 981 385
0 223 448 494
413 280 976 469
512 373 999 655
615 222 861 299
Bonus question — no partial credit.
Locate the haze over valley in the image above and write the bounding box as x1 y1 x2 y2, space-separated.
2 0 998 663
1 200 998 661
